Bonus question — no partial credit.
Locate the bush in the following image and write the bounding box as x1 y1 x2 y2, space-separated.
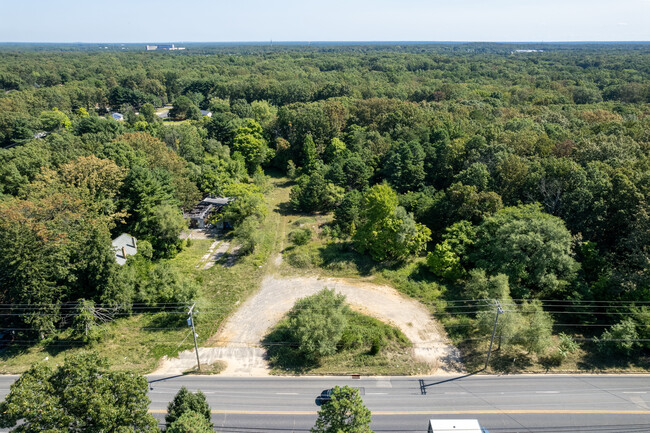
288 288 348 361
370 336 386 355
557 332 579 357
288 228 312 246
287 250 313 268
138 266 198 306
596 318 639 356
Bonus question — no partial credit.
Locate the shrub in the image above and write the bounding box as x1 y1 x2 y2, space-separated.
288 228 312 246
288 288 348 361
596 318 639 356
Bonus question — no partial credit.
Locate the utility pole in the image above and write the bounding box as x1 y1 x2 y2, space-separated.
484 300 504 370
188 303 201 372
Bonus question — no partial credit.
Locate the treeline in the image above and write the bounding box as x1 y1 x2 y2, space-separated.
1 45 649 362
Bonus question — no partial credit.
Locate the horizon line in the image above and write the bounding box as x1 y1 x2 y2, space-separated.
1 40 650 44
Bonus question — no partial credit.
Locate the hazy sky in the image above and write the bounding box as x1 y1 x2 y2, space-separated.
2 0 649 43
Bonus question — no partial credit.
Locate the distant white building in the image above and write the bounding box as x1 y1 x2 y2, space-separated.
111 112 124 121
146 44 186 51
200 110 213 118
112 234 138 265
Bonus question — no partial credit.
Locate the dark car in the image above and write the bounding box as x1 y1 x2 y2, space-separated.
319 388 334 403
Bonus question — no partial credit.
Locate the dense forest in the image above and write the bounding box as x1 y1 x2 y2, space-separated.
1 43 649 368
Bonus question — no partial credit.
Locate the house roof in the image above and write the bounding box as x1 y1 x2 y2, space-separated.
112 233 138 266
202 197 232 206
184 196 233 221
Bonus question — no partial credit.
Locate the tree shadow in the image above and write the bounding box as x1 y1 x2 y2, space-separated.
144 311 188 330
576 343 650 371
317 242 377 276
261 325 318 374
489 350 533 373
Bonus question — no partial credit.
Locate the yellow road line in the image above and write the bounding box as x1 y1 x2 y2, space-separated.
149 409 650 415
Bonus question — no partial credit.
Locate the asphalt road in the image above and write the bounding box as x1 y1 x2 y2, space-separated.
2 374 650 432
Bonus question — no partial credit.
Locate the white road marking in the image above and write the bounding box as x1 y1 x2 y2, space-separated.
536 391 560 394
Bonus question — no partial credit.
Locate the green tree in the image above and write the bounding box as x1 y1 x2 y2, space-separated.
221 182 268 226
166 411 213 433
427 242 463 281
288 289 349 361
169 96 200 121
0 352 158 433
139 103 156 123
39 108 71 131
464 269 510 301
312 385 373 433
290 171 344 213
302 134 318 173
473 204 578 299
165 387 213 429
139 204 187 258
334 189 363 235
232 118 272 172
354 184 431 262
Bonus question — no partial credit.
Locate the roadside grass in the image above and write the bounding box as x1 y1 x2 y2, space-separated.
0 175 286 374
263 310 429 376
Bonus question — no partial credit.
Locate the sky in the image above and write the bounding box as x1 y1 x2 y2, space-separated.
1 0 649 43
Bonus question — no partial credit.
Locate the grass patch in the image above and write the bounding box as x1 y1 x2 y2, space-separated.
263 310 428 375
0 175 289 374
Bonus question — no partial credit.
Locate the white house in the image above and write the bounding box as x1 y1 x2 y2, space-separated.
112 233 138 265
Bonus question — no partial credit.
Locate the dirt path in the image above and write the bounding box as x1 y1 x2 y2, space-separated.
152 275 462 376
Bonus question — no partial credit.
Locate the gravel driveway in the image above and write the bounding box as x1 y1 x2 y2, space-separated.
152 275 462 376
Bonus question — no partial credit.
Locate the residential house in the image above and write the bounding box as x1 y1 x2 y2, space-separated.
184 196 233 229
112 233 138 265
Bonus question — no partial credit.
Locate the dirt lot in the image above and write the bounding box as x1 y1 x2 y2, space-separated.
152 273 462 376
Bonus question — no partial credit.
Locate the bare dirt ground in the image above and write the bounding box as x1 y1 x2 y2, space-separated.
152 272 462 376
152 178 462 376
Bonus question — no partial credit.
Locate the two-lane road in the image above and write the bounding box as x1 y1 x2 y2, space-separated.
2 374 650 432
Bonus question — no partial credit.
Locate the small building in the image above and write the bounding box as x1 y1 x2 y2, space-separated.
184 196 233 229
200 110 213 118
428 419 487 433
111 112 124 121
112 233 138 265
146 44 186 51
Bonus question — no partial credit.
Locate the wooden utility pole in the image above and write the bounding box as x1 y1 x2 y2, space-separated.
188 303 201 371
485 300 504 370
